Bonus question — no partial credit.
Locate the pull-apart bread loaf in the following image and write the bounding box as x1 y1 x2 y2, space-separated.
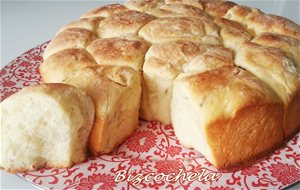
41 0 300 170
2 0 297 173
0 84 94 173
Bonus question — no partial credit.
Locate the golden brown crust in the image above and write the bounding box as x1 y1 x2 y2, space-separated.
86 37 150 71
284 90 300 140
146 4 211 19
43 28 96 60
139 17 221 44
97 10 155 38
125 0 164 12
165 0 203 10
207 103 285 171
216 141 286 172
201 0 237 17
207 104 284 170
80 4 128 18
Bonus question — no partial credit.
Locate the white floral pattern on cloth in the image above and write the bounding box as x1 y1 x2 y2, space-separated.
1 42 300 189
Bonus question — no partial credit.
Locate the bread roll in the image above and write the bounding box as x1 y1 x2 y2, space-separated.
43 28 96 60
0 84 94 173
224 5 300 40
214 17 252 52
171 67 284 170
40 48 96 83
80 4 128 18
182 45 234 73
141 42 234 124
252 32 300 68
224 5 262 24
125 0 164 12
235 42 300 139
245 14 300 40
86 37 149 71
139 17 221 44
164 0 203 10
36 1 300 171
62 65 141 155
97 10 155 38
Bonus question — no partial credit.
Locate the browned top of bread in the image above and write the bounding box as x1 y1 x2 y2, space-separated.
144 41 203 78
80 4 128 18
146 4 210 19
67 65 139 88
245 14 300 40
40 48 96 83
139 17 220 44
183 45 234 73
235 42 300 104
179 66 282 106
43 28 96 60
214 17 253 50
86 37 149 71
97 10 155 38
